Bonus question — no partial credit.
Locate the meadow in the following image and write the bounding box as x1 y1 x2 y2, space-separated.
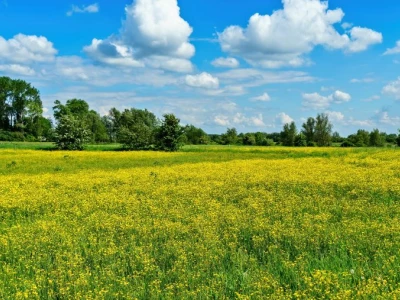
0 146 399 299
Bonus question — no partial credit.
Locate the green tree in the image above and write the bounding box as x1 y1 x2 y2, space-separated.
397 130 400 147
301 117 316 145
314 113 332 146
222 128 238 145
281 122 297 146
156 114 183 151
113 108 159 149
243 133 256 145
332 131 344 143
54 115 90 150
348 130 370 147
182 125 209 145
295 132 307 147
53 99 108 143
369 129 384 147
0 77 43 136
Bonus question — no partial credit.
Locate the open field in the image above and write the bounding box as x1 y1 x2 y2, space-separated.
0 147 400 298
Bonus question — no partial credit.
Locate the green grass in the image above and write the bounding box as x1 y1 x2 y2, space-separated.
0 141 122 151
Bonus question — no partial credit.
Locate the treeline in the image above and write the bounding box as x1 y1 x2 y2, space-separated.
213 114 400 147
1 77 400 150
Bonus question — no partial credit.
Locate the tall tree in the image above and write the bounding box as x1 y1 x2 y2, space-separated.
182 125 209 145
369 129 384 147
156 113 183 151
397 130 400 147
301 117 316 144
221 128 238 145
281 122 297 146
53 99 108 143
0 76 12 130
314 113 332 146
0 77 43 134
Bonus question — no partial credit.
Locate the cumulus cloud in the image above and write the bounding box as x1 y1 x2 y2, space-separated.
251 92 271 102
67 3 99 16
384 41 400 55
0 64 35 76
214 112 266 127
84 0 195 72
376 111 400 126
214 115 230 126
211 57 239 68
0 34 57 63
325 110 345 122
382 78 400 99
185 72 219 89
302 90 351 109
276 112 294 125
218 0 382 68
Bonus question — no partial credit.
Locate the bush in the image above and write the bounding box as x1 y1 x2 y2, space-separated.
54 115 90 150
118 125 155 150
0 130 33 142
307 141 317 147
341 141 355 147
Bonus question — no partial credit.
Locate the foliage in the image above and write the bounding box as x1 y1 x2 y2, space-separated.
348 130 370 147
0 76 43 137
295 132 307 147
341 140 355 147
302 117 316 144
315 113 332 146
54 115 90 150
156 113 183 151
53 99 108 144
281 122 297 146
221 128 238 145
397 130 400 146
369 129 384 147
182 125 209 145
118 125 155 150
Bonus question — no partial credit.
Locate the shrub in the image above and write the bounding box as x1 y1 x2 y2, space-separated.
54 115 90 150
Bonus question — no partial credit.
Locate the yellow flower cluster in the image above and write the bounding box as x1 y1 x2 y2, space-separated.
0 147 399 298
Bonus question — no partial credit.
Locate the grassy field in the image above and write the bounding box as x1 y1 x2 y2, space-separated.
0 146 399 298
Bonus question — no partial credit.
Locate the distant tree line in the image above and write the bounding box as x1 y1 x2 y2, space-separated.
1 77 400 150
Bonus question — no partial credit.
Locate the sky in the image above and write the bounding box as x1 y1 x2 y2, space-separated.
0 0 400 135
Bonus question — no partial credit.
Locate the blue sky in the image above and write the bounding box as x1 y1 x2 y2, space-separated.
1 0 400 135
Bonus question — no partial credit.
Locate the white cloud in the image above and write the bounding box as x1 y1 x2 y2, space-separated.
376 111 400 126
67 3 99 16
382 78 400 99
302 90 351 109
346 27 382 53
185 72 219 89
213 112 266 128
0 34 57 63
341 22 353 29
0 64 35 76
325 110 345 122
384 41 400 55
276 112 294 125
218 0 382 68
216 68 314 88
214 115 230 126
85 0 195 72
251 92 271 102
363 95 380 102
211 57 239 68
350 78 374 83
